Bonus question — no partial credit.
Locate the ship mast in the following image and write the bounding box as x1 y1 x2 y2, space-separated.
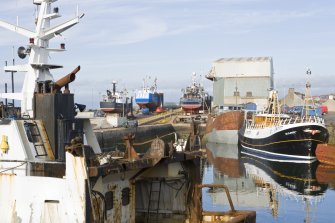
304 69 314 117
0 0 83 117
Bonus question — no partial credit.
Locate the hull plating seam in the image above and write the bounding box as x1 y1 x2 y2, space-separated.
239 138 325 147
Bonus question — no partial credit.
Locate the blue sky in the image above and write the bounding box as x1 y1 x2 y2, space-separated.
0 0 335 108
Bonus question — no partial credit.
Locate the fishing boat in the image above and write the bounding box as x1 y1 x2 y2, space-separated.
0 1 205 222
135 77 163 112
180 73 211 114
100 81 132 115
238 85 329 162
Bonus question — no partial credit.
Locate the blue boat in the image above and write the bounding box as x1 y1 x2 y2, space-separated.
135 77 163 112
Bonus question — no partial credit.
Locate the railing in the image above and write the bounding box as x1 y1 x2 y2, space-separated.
246 115 325 129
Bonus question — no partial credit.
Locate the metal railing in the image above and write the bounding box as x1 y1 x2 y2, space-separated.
246 115 325 129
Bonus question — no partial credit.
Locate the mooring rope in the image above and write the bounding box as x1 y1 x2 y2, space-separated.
132 132 177 146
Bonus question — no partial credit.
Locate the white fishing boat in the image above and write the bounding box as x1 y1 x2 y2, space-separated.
0 1 203 222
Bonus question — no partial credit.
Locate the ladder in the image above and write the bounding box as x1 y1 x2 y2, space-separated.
146 179 162 222
24 121 47 157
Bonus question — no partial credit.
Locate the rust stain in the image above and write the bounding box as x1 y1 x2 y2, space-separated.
123 134 139 161
36 120 55 160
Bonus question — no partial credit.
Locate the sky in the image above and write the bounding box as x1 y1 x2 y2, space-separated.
0 0 335 108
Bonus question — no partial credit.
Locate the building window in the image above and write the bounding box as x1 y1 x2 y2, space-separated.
234 91 240 96
246 91 252 97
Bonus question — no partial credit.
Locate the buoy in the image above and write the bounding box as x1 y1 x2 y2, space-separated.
0 135 9 153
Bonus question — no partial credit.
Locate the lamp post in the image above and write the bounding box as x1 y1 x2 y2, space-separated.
235 74 243 105
235 79 238 105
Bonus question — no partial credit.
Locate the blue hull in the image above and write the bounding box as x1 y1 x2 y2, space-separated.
135 93 163 111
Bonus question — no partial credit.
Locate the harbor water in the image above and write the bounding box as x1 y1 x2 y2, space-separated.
203 142 335 223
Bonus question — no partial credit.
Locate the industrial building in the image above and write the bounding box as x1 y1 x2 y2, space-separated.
206 57 274 111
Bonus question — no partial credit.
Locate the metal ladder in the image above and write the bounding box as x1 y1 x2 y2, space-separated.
146 179 162 222
24 121 47 157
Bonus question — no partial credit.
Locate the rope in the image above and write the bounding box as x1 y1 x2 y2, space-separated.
0 161 27 173
132 132 176 146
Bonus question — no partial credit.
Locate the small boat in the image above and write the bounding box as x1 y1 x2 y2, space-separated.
180 73 211 114
135 77 163 112
100 81 132 115
239 87 329 162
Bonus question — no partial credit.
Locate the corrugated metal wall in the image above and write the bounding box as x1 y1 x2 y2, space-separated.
213 58 273 78
211 57 274 107
213 77 271 106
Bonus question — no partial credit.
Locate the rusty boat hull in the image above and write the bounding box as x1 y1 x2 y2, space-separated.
205 111 244 144
316 143 335 165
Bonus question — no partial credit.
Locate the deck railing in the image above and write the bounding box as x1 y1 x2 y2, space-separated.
245 115 325 129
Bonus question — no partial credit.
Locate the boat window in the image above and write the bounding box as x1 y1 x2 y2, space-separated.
105 191 113 210
122 187 130 206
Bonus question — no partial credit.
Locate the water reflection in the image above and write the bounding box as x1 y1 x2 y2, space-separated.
206 143 274 211
205 142 335 222
316 163 335 190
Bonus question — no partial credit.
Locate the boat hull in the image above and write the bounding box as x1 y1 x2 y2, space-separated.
316 144 335 165
135 93 163 111
239 124 329 162
205 111 244 144
180 98 202 113
100 101 131 114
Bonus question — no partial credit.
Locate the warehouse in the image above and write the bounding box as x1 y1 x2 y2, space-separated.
206 57 274 111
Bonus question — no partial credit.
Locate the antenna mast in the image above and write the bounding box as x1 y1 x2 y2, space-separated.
0 0 84 117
